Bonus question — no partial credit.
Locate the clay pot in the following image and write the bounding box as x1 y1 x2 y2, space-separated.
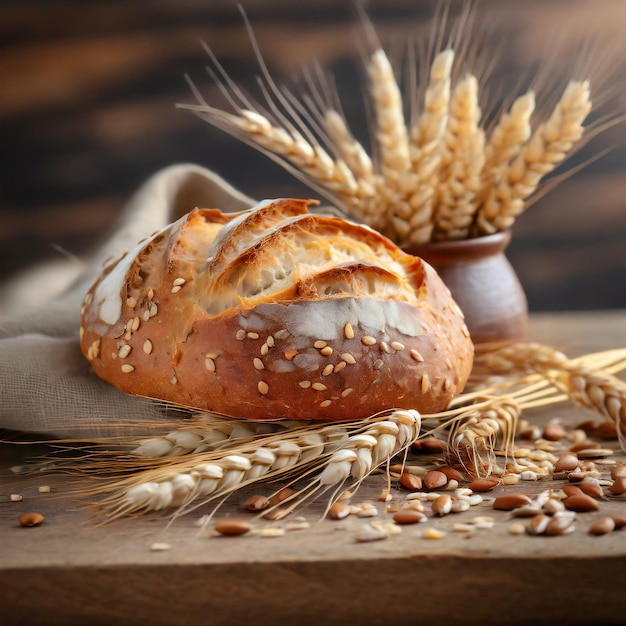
405 231 527 348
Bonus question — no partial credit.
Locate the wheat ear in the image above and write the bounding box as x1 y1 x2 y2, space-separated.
433 74 485 240
366 49 421 243
479 342 626 449
399 49 454 247
96 410 421 518
475 80 592 235
447 398 520 477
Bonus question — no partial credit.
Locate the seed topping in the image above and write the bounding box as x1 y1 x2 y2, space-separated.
121 364 135 373
344 323 355 340
253 358 265 371
410 349 424 362
361 335 376 346
257 381 269 395
312 382 327 391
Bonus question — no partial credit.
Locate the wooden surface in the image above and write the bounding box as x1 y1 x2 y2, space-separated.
2 0 626 311
2 311 626 626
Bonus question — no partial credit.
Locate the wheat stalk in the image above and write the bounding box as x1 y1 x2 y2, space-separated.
475 80 592 235
433 74 486 240
94 409 421 519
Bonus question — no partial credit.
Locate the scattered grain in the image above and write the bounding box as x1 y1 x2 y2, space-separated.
493 493 532 510
150 542 172 551
563 494 599 512
422 527 446 540
244 495 270 511
399 472 422 491
18 512 44 527
467 478 498 492
393 510 426 524
214 520 250 536
259 527 286 538
423 470 447 490
589 517 615 536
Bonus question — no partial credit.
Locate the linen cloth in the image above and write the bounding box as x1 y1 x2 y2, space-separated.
0 164 255 438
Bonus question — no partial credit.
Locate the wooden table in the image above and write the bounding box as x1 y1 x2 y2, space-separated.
2 311 626 626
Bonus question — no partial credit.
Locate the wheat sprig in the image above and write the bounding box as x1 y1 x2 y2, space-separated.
94 410 421 519
447 397 520 477
433 74 486 240
482 91 536 185
398 49 454 246
475 80 592 235
478 342 626 449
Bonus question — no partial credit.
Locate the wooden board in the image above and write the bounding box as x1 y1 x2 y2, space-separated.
1 311 626 626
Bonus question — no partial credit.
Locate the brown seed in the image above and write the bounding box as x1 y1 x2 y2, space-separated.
214 520 250 536
611 514 626 529
576 448 614 459
412 437 446 453
268 487 295 507
466 478 499 493
244 495 270 512
399 472 423 491
608 477 626 496
611 465 626 480
431 495 452 516
393 509 426 525
544 516 575 536
554 453 579 473
328 502 351 520
18 512 44 527
563 494 600 512
568 471 598 483
563 485 584 498
589 516 615 536
570 441 598 453
493 493 532 511
423 470 447 490
595 420 618 439
578 482 604 499
543 423 567 441
437 466 466 482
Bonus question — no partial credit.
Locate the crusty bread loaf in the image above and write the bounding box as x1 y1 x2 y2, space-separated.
80 199 473 421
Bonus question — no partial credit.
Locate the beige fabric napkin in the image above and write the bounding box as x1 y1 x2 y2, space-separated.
0 164 255 438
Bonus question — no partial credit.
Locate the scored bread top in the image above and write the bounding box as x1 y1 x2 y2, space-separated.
80 198 473 421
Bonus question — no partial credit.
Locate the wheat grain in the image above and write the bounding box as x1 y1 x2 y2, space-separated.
433 74 485 240
475 80 591 235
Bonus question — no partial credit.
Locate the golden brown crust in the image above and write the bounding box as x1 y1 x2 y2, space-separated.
79 199 473 421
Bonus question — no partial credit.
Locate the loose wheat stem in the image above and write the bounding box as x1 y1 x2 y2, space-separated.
475 80 592 235
96 410 421 519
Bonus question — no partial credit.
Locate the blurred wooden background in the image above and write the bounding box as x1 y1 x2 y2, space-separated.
2 0 626 311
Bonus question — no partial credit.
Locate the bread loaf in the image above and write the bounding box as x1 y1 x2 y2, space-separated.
80 199 473 421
